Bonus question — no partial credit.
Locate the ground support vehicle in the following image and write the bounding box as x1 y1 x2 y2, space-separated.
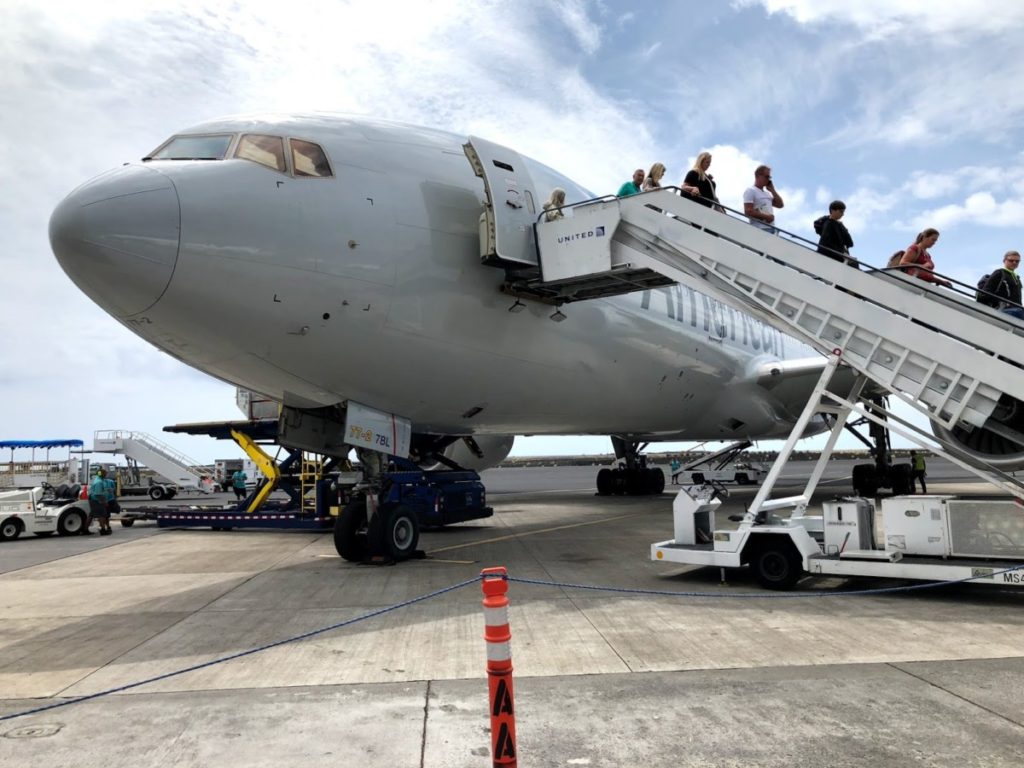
0 485 90 540
653 487 1024 589
333 461 492 563
674 440 768 486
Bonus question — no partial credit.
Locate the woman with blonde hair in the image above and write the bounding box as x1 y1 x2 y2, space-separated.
681 151 718 208
899 228 952 287
642 162 665 191
542 187 566 222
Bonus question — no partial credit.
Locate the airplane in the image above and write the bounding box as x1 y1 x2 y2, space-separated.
47 114 1021 558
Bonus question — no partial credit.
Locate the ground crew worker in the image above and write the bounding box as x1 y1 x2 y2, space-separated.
231 468 248 501
103 471 120 530
910 451 927 494
670 457 681 484
88 468 112 536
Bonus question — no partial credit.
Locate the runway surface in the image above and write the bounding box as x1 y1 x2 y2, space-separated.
1 458 1022 767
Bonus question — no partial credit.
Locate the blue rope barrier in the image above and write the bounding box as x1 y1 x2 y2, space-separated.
0 576 480 724
4 562 1023 724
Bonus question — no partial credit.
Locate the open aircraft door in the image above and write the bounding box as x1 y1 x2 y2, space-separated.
464 136 541 268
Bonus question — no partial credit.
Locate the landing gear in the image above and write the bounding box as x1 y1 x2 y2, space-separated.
596 437 665 496
847 395 914 497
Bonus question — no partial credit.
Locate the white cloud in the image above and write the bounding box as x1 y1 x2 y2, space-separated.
909 192 1024 231
737 0 1024 38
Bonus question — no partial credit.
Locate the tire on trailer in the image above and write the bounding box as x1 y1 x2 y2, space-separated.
120 518 136 528
735 473 750 485
57 507 86 536
374 503 421 561
690 472 704 485
149 486 166 501
749 537 804 590
1 518 22 541
334 495 370 562
166 489 177 499
596 468 613 496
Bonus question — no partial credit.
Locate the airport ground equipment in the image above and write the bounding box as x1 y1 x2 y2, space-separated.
333 459 492 562
674 440 767 486
484 179 1024 588
93 430 209 492
0 485 89 540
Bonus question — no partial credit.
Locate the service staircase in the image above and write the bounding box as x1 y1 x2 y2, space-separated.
93 430 207 490
526 189 1024 501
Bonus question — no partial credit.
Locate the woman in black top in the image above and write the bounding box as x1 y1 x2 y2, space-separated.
681 152 718 208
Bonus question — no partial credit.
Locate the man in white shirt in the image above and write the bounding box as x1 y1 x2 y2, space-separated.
743 164 784 232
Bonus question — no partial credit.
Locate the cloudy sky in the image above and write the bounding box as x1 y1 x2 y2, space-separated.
3 0 1023 465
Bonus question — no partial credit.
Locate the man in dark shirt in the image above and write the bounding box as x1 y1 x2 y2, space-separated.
817 200 855 264
981 250 1023 319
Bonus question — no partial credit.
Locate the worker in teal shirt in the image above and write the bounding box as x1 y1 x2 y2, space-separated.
231 469 248 502
88 468 112 536
617 168 644 197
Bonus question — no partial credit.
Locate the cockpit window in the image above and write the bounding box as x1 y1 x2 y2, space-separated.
235 134 287 173
147 134 233 161
290 139 333 178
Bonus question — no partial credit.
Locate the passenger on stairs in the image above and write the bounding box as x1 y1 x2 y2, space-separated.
980 250 1023 320
681 152 719 209
542 188 566 222
816 200 857 266
743 165 784 232
899 229 952 288
616 169 645 197
642 162 666 191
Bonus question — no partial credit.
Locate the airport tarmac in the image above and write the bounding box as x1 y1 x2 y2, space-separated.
2 458 1023 767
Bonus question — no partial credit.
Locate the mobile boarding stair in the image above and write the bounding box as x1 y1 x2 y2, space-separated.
473 150 1024 588
93 430 208 492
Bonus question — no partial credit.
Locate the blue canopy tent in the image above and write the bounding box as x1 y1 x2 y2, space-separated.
1 440 85 462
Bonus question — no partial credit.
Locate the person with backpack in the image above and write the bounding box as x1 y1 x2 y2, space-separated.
899 228 952 287
978 250 1023 319
814 200 855 265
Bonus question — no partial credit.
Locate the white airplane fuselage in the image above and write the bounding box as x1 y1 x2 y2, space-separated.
50 115 820 443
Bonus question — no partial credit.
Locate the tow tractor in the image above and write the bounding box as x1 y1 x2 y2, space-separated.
0 484 90 540
333 455 492 562
674 440 768 486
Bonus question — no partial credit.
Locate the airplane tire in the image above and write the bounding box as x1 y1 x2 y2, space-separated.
375 503 420 561
57 508 86 536
334 496 369 562
596 468 613 496
647 468 665 494
852 464 878 497
751 542 803 590
1 519 21 541
890 463 913 495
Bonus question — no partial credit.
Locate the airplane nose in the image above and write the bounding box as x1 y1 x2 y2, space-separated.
50 164 180 317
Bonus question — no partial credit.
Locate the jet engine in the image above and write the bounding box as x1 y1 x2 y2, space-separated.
931 395 1024 471
441 435 515 471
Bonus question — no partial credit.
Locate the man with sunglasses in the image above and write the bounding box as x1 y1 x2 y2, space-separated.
980 250 1023 320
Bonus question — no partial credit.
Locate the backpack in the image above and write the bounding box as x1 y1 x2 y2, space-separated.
813 215 828 235
886 251 905 269
976 272 1002 306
